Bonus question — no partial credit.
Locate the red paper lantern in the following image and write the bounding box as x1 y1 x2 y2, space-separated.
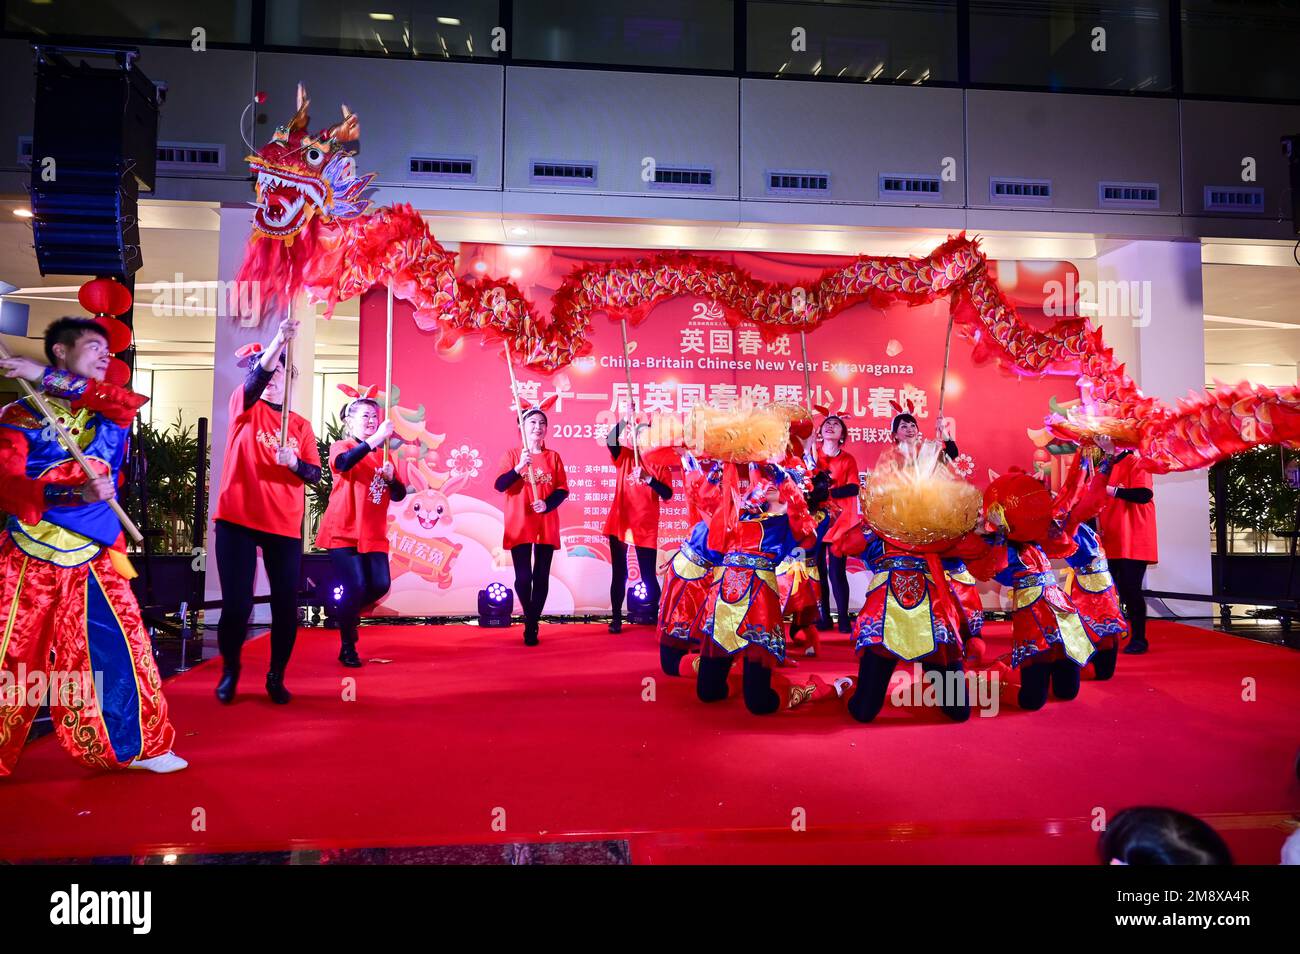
77 277 133 317
104 357 131 386
93 315 134 354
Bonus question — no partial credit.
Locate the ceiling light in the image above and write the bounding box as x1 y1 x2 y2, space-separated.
12 208 32 218
510 226 528 236
369 13 395 21
437 17 462 26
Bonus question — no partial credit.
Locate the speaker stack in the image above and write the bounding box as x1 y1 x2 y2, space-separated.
29 45 159 278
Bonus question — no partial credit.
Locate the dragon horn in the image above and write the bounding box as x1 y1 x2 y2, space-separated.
289 82 310 132
329 103 360 143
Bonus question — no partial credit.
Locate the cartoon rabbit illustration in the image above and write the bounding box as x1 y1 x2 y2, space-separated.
397 461 471 534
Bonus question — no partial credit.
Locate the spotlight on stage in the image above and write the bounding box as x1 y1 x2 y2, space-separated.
626 580 657 626
478 582 514 627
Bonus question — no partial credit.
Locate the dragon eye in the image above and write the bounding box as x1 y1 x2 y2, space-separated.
305 146 324 166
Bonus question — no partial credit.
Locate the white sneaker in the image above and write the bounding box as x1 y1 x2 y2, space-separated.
832 676 855 698
129 751 189 774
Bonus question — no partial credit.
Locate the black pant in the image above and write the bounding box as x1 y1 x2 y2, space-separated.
608 536 660 617
815 544 851 626
847 653 972 723
511 544 555 624
327 547 392 646
215 519 302 675
1110 558 1150 645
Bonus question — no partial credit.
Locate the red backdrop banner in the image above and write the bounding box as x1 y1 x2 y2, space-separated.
358 243 1079 616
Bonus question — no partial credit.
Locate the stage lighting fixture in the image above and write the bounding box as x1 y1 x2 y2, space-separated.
477 582 514 627
626 580 657 625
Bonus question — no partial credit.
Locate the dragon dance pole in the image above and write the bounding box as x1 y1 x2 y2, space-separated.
936 310 957 430
383 283 394 467
0 340 143 543
619 318 640 469
799 331 814 414
503 340 538 495
279 287 295 447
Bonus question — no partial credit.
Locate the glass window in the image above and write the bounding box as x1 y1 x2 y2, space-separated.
512 0 734 71
264 0 500 57
747 0 958 83
969 1 1172 93
5 0 251 44
1182 1 1300 101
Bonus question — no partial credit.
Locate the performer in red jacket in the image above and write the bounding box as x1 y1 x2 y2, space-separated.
813 413 861 632
604 419 672 633
0 318 185 775
315 384 407 667
212 317 321 705
1094 436 1157 654
494 397 569 646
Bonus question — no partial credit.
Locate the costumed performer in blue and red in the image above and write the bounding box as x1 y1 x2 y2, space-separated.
314 383 407 668
0 317 186 775
845 437 988 724
657 450 723 675
696 460 817 715
969 470 1096 711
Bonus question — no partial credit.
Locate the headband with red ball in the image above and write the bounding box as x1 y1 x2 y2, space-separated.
77 277 133 386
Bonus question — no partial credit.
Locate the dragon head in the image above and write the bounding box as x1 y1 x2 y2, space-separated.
247 83 374 242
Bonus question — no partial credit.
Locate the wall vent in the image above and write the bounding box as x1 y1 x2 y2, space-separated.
156 141 225 172
650 165 714 190
409 155 477 181
990 177 1052 202
766 169 830 194
1203 186 1264 213
879 174 942 200
1099 181 1160 208
530 160 597 185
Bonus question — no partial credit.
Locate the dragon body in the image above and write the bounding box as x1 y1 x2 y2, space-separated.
236 88 1300 474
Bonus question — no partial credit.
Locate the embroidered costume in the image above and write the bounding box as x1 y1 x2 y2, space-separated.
0 370 177 775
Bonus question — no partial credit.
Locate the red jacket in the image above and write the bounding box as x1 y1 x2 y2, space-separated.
602 446 670 549
1098 455 1158 563
498 447 568 548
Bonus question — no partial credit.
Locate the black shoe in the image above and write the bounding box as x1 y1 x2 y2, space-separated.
608 615 623 634
836 615 853 634
339 642 362 668
215 665 239 704
265 672 292 705
523 621 540 646
1123 640 1149 655
815 613 834 632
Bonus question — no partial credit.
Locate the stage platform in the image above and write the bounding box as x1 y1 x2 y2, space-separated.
1 620 1296 864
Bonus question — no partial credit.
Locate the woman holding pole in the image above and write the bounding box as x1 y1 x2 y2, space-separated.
494 395 569 646
212 316 321 704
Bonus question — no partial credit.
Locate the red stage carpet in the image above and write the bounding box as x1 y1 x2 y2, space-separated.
1 620 1296 864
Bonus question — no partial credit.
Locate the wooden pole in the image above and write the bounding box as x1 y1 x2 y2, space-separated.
383 283 394 466
0 341 143 543
619 318 640 469
799 331 814 413
279 290 295 447
503 341 538 494
936 310 957 426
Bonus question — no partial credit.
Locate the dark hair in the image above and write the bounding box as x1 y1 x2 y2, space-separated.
521 408 548 427
344 397 381 418
44 317 108 366
820 414 847 445
890 413 918 436
1098 807 1233 865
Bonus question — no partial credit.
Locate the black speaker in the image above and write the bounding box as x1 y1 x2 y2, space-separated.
29 45 159 278
1283 133 1300 235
